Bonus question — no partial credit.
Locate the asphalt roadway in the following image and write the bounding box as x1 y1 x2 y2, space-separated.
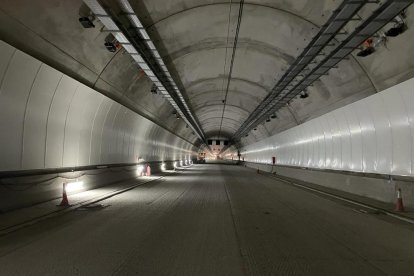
0 164 413 275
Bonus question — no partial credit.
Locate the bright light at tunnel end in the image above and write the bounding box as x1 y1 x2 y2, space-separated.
161 163 166 171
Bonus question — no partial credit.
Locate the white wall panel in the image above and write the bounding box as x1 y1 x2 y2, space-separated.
329 113 341 170
0 41 15 86
382 90 411 176
0 50 41 170
321 115 333 169
89 97 111 165
242 77 414 177
122 110 133 162
45 76 78 168
63 84 90 167
0 41 196 172
366 95 392 174
113 107 126 163
316 118 325 168
77 87 102 167
101 103 121 164
22 65 61 169
345 106 363 172
399 79 414 175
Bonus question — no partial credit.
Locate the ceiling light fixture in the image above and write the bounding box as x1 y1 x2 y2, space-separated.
300 91 309 99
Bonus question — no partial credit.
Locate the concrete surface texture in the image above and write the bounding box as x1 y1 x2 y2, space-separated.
1 1 414 146
1 165 414 275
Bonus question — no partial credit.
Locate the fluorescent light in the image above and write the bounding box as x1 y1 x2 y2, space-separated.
137 165 144 175
66 181 84 193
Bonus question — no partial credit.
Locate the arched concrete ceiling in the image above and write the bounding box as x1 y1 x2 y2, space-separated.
140 2 319 139
1 0 414 148
130 0 380 141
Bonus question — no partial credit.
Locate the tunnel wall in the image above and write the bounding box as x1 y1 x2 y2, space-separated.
243 162 414 208
0 40 197 173
241 77 414 177
239 77 414 207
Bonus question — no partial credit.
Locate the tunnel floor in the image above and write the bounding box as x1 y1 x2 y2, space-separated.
0 164 414 275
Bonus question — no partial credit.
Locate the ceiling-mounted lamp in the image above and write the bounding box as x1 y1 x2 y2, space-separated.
270 113 277 119
78 4 95 29
79 15 95 28
266 118 271 123
253 128 257 131
104 34 120 53
104 42 117 52
357 38 375 57
385 17 407 37
300 91 309 99
150 84 158 94
176 113 180 120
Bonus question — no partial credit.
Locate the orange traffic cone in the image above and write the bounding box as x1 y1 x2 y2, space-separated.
146 164 151 176
58 183 70 207
395 188 405 212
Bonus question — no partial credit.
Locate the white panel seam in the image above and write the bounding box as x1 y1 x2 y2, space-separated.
0 49 17 97
355 104 364 172
44 74 64 168
20 63 42 169
398 90 413 176
342 108 352 171
88 95 105 165
379 93 393 175
98 101 113 164
366 99 379 173
62 84 80 167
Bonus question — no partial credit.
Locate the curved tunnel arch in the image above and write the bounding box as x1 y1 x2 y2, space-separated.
145 2 325 29
165 38 295 64
143 1 377 137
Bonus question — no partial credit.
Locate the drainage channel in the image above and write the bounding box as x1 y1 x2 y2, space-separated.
260 172 414 225
0 176 166 236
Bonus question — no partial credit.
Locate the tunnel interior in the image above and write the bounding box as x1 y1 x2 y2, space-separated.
1 0 414 274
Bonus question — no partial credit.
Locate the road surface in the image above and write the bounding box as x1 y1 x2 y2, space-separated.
0 164 413 275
